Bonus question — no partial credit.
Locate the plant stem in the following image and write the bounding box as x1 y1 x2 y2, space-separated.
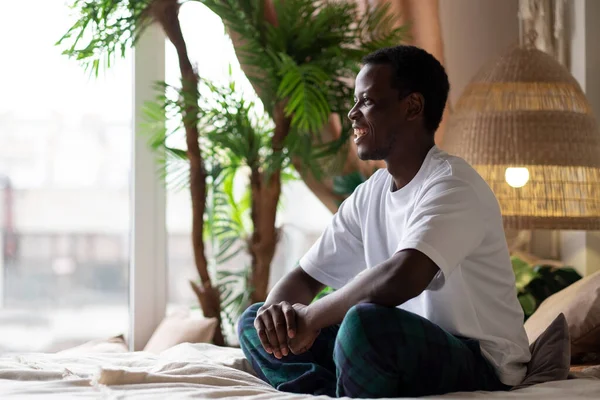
249 102 290 303
151 0 224 346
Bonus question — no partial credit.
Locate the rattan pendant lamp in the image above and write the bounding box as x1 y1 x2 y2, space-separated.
443 37 600 230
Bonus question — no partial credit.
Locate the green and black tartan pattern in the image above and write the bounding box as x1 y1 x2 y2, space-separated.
238 302 509 398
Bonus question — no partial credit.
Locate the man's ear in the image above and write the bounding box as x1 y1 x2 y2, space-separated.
405 93 425 121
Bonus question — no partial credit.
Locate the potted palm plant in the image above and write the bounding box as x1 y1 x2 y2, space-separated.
198 0 405 307
58 0 405 345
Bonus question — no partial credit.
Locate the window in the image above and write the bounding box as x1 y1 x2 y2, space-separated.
0 0 131 352
0 0 333 353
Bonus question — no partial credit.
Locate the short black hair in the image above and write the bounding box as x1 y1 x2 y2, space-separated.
362 45 449 133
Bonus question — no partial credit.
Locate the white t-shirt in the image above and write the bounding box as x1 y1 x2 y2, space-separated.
300 146 531 386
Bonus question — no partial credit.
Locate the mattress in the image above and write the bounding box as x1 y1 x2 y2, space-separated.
0 343 599 399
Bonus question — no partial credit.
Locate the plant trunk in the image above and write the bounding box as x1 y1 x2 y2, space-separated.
248 103 290 303
151 0 224 346
248 167 280 304
290 159 343 214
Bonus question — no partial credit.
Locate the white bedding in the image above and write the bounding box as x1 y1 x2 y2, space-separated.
0 343 599 399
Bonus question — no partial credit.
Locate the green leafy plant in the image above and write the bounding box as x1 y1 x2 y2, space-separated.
204 162 252 340
58 0 406 345
198 0 407 308
332 170 373 207
313 286 335 303
147 73 303 338
511 256 581 320
58 0 153 76
216 266 253 337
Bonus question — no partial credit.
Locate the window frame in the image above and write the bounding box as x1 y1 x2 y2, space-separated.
129 23 167 351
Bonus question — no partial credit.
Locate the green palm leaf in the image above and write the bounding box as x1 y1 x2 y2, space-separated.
57 0 153 76
277 56 330 133
333 171 368 197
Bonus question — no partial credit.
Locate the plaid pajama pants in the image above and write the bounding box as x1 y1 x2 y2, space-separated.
238 302 510 398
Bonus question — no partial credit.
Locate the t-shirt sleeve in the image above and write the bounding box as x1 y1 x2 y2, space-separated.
299 185 367 290
396 177 486 290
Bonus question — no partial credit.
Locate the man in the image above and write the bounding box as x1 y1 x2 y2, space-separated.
238 45 531 398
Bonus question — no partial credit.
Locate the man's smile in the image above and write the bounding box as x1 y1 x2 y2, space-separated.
353 127 368 144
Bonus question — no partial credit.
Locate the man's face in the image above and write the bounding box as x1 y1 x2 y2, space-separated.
348 63 407 161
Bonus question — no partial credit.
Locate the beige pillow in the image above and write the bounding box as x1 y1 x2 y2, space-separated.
144 311 218 354
524 271 600 362
58 334 129 355
513 314 570 390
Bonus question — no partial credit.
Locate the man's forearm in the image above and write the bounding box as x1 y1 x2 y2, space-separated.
305 250 439 330
264 266 325 307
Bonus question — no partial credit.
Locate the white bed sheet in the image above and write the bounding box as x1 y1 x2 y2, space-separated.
0 343 598 399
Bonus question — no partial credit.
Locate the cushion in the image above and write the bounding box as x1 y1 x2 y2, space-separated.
513 313 570 390
143 310 218 354
58 334 129 354
525 271 600 362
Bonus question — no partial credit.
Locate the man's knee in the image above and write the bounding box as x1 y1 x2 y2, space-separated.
337 303 382 347
237 302 264 338
343 302 392 327
335 304 420 374
242 302 263 319
339 303 419 341
345 302 387 320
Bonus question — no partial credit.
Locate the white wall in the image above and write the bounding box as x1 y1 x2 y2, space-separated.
439 0 520 105
570 0 600 115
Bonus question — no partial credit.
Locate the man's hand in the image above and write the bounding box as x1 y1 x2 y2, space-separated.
288 303 321 355
254 301 296 359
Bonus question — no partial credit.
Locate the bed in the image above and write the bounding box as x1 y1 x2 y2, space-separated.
1 269 598 399
0 343 599 399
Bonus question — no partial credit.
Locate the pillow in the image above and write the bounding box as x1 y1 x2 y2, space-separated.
143 310 218 354
513 313 570 390
58 334 129 355
525 271 600 362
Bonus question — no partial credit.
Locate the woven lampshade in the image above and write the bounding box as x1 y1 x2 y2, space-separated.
443 46 600 230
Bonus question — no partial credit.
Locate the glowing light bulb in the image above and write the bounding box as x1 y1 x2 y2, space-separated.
505 167 530 188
